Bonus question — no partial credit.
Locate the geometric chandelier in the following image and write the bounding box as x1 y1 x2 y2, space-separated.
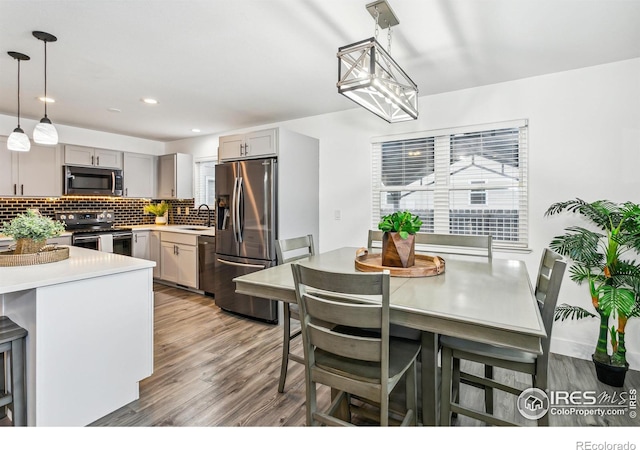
337 0 418 123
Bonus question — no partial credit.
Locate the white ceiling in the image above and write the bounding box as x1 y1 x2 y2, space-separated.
1 0 639 142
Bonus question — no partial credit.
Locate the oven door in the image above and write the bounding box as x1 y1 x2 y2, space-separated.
72 232 132 256
72 234 99 251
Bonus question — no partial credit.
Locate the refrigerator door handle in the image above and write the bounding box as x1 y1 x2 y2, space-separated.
231 175 239 243
236 176 244 243
216 258 266 269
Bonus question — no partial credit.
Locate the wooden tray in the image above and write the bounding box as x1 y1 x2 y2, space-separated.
354 248 445 278
0 245 70 267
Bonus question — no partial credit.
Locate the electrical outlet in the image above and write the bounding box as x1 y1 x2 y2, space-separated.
185 207 190 215
177 207 181 215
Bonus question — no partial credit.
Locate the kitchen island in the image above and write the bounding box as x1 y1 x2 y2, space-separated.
0 246 154 426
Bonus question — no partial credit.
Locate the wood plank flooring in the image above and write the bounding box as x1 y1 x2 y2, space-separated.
3 283 639 427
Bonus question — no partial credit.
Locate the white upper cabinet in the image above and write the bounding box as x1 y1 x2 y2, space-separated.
123 152 156 198
64 144 123 169
157 153 193 199
218 128 277 161
0 137 62 197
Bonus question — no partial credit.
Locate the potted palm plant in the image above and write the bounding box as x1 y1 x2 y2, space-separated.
377 210 422 268
545 198 640 387
144 201 170 225
1 209 66 254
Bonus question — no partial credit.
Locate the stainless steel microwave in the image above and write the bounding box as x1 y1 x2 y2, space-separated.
63 165 124 196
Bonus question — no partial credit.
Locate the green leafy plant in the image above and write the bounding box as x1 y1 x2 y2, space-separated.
1 209 65 241
378 211 423 239
143 201 170 217
546 198 640 368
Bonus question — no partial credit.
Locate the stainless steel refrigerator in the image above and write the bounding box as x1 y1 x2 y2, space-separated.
214 158 279 322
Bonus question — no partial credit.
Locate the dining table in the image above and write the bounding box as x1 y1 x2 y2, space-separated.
233 246 546 426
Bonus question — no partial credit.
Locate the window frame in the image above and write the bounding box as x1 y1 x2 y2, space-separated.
371 119 529 249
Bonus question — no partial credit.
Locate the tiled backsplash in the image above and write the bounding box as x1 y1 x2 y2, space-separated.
0 197 215 228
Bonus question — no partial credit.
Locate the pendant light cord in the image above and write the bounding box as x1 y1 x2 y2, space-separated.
16 59 21 128
43 41 48 118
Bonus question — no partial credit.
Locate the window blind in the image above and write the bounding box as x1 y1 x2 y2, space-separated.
195 159 217 207
372 120 528 248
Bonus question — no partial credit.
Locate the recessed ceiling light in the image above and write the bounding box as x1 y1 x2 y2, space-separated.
141 98 158 105
38 96 55 103
107 107 121 113
191 128 201 133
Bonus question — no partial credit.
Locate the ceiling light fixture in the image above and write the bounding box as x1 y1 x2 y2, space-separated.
32 31 59 146
337 0 418 123
7 51 31 152
141 98 158 105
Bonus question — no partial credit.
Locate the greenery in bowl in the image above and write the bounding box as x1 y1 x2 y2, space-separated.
378 211 423 239
1 209 65 241
143 201 170 217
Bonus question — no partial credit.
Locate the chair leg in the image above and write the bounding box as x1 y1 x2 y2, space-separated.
451 357 460 419
405 360 417 426
0 352 6 420
440 346 453 426
11 338 27 426
277 303 292 393
484 365 494 414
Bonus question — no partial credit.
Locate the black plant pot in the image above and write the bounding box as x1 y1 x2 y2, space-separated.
592 356 629 387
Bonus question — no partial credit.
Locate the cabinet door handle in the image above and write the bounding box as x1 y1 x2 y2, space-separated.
21 184 24 195
125 188 128 197
97 156 100 166
171 189 175 197
92 155 95 165
135 234 138 243
176 245 179 256
13 184 16 195
245 143 249 155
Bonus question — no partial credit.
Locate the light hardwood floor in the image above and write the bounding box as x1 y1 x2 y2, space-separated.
3 283 638 426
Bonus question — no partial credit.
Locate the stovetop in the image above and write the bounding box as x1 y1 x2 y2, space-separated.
56 210 131 234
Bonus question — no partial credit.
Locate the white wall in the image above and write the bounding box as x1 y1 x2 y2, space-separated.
167 57 640 369
0 114 164 155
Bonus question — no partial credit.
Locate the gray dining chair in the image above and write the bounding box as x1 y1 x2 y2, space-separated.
291 263 421 426
367 230 492 258
275 234 315 393
439 248 566 426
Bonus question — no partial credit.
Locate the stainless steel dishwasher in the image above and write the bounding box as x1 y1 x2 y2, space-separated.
198 235 216 297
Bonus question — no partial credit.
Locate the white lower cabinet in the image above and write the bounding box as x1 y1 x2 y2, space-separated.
149 231 161 279
159 232 198 288
132 230 150 259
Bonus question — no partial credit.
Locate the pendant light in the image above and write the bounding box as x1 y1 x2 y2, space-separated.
337 0 418 123
32 31 59 145
7 51 31 152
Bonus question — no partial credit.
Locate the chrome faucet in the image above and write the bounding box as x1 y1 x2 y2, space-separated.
197 204 211 227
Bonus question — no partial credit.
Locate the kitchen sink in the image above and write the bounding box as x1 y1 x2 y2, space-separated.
174 226 212 231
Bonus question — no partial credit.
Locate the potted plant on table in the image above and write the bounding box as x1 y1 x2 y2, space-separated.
144 201 170 225
1 209 66 254
377 210 423 268
545 198 640 387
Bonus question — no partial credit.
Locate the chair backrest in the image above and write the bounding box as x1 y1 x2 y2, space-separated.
367 229 383 249
368 229 492 258
535 248 566 357
276 234 315 264
291 263 391 386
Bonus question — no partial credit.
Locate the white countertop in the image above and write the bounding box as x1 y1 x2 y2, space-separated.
130 224 215 237
0 246 155 294
0 225 215 242
0 231 73 243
